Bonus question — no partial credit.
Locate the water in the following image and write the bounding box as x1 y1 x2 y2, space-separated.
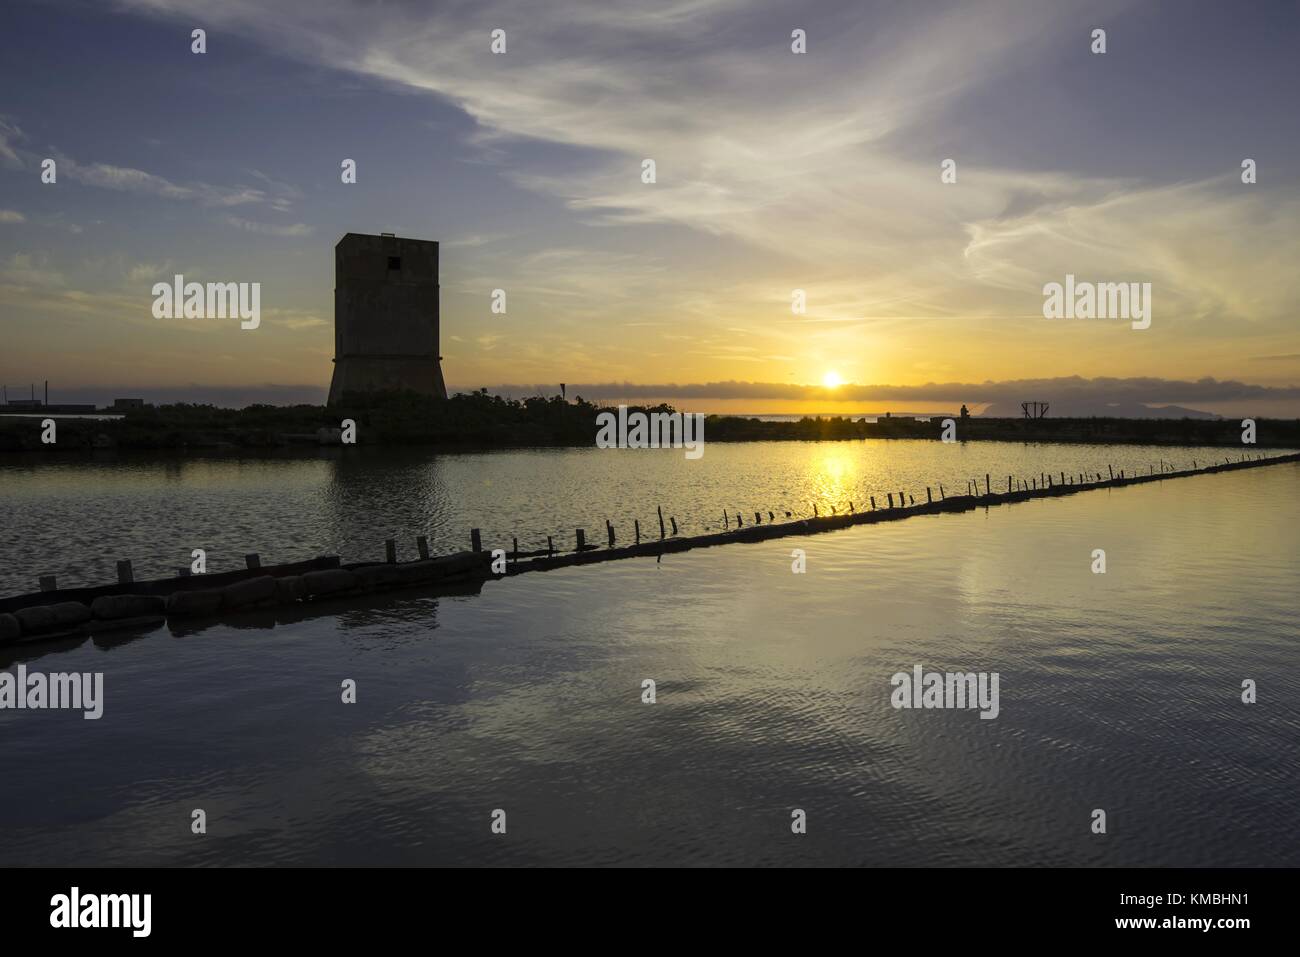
0 440 1286 593
1 451 1297 866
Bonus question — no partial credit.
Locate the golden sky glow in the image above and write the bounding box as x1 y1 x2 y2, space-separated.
1 0 1297 415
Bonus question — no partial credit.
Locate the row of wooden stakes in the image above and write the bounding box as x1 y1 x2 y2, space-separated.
477 452 1275 562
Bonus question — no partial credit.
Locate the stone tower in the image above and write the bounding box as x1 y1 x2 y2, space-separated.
327 232 448 404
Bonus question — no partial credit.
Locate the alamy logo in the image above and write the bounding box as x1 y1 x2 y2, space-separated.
152 274 261 329
890 665 1000 719
595 405 705 459
50 887 151 937
1042 274 1151 330
0 665 103 719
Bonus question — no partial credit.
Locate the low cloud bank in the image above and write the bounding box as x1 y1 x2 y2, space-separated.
474 376 1300 405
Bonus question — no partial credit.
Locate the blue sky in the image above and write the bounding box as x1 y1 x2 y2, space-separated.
1 0 1298 413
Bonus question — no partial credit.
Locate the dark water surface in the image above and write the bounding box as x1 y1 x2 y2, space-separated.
1 457 1297 866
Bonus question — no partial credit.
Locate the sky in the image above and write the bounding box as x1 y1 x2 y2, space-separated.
1 0 1298 415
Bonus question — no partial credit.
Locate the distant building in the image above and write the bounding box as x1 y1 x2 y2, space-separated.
327 232 448 404
110 398 146 410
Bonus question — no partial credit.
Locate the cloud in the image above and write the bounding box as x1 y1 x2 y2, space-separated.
223 215 313 237
475 375 1300 404
0 117 298 213
962 176 1300 324
453 245 669 314
0 117 24 167
0 209 26 223
33 0 1296 396
443 232 515 248
0 252 65 287
109 0 1295 335
126 261 173 284
59 158 279 209
262 308 328 330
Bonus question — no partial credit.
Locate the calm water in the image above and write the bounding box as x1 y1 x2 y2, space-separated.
1 453 1297 866
0 440 1288 593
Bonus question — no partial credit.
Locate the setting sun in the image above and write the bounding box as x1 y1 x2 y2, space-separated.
822 371 844 389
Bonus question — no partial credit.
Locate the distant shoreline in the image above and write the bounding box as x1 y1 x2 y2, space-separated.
2 392 1297 455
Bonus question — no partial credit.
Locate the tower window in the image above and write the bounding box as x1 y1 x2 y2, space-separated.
387 256 401 271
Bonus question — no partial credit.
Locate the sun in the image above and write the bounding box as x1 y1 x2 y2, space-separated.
822 371 843 389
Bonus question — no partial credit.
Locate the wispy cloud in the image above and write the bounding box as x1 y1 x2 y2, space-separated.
0 252 65 287
0 114 300 216
223 215 313 237
0 117 23 167
263 308 328 330
58 157 282 209
111 0 1289 334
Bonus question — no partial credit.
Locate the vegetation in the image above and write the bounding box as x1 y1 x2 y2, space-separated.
0 390 1297 452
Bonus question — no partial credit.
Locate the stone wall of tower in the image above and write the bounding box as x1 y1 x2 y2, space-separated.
328 233 448 404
